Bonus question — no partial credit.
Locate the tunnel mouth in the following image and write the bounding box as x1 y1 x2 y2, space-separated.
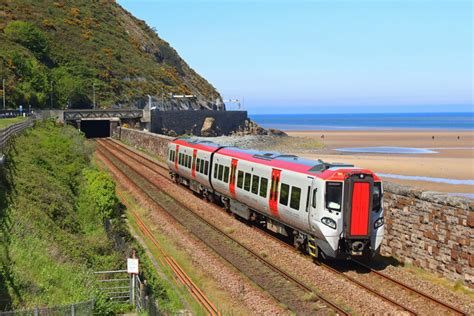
80 119 111 138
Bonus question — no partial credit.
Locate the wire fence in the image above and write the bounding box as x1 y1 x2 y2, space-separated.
0 116 35 151
0 300 95 316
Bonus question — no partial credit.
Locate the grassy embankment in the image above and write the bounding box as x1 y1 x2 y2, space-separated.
0 121 185 314
0 117 26 129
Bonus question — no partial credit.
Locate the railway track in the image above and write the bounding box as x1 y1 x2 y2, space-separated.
96 139 348 315
117 191 221 316
99 138 467 316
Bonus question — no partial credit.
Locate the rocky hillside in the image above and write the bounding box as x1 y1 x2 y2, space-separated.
0 0 223 110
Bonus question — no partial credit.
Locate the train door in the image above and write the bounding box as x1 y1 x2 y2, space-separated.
269 169 281 217
175 144 180 170
229 159 238 198
192 149 197 178
307 177 318 232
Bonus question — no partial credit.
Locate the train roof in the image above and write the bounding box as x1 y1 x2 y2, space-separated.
172 137 380 181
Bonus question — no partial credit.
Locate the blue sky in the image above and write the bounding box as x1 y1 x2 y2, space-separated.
118 0 473 114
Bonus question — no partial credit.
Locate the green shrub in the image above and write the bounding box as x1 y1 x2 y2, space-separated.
4 21 50 60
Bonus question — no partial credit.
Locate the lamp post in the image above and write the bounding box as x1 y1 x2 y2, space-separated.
93 83 96 109
2 79 5 110
50 80 53 108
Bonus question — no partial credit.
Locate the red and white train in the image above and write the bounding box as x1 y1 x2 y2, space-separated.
167 138 384 259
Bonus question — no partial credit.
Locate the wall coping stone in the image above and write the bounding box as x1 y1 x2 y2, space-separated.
384 182 473 211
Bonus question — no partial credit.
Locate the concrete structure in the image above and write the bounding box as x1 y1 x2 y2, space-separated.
113 127 474 288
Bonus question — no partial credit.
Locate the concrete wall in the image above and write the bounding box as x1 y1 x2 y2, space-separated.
113 127 474 287
151 110 248 135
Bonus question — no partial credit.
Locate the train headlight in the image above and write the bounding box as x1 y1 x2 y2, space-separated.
321 217 336 229
374 217 384 229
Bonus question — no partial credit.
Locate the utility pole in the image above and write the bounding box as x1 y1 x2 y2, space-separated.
93 83 96 109
50 81 53 108
2 79 5 110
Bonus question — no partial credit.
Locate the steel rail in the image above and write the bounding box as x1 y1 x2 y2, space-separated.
96 139 349 316
105 138 468 316
351 259 466 316
113 168 221 316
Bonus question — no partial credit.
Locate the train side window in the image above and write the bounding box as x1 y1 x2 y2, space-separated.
171 151 175 162
186 156 190 168
178 153 182 165
259 177 268 198
200 160 205 174
196 158 201 173
218 164 224 181
204 161 209 175
168 150 172 161
224 166 230 183
279 183 290 206
251 175 260 194
312 189 317 208
214 164 218 178
244 172 251 191
237 171 244 188
373 182 382 211
290 186 301 210
188 156 192 168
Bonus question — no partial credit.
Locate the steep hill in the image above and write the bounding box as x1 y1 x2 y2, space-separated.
0 0 223 110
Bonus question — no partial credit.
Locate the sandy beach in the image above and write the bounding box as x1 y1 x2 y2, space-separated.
286 130 474 195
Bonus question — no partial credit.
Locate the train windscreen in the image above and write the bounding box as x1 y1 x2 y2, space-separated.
325 182 342 211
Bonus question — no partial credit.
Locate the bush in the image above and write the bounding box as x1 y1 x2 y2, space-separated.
4 21 50 60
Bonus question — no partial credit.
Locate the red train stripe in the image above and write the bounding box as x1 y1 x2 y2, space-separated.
350 182 370 236
229 159 238 198
175 144 179 170
269 169 281 217
192 149 197 178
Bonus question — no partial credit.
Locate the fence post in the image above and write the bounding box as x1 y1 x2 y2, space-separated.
71 303 75 316
34 306 39 316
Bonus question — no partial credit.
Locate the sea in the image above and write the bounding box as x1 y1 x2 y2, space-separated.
249 112 474 130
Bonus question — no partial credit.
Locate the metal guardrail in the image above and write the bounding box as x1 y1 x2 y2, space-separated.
0 117 34 152
0 110 31 118
0 300 95 316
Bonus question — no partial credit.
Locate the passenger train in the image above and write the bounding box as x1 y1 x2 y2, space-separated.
166 138 384 259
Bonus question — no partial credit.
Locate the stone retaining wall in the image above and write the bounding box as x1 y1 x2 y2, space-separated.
382 183 473 287
113 127 474 287
112 127 172 160
151 110 248 136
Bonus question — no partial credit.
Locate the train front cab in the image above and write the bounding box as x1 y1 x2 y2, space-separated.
309 172 384 259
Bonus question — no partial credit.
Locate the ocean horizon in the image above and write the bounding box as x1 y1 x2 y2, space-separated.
249 112 474 131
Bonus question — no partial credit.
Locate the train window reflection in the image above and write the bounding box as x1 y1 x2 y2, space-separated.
218 165 224 180
237 171 244 188
244 172 251 191
290 187 301 210
373 182 382 211
326 182 342 211
279 183 290 206
260 177 268 198
251 175 260 194
224 166 230 183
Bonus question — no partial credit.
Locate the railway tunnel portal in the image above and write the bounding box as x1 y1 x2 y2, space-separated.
61 109 147 138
